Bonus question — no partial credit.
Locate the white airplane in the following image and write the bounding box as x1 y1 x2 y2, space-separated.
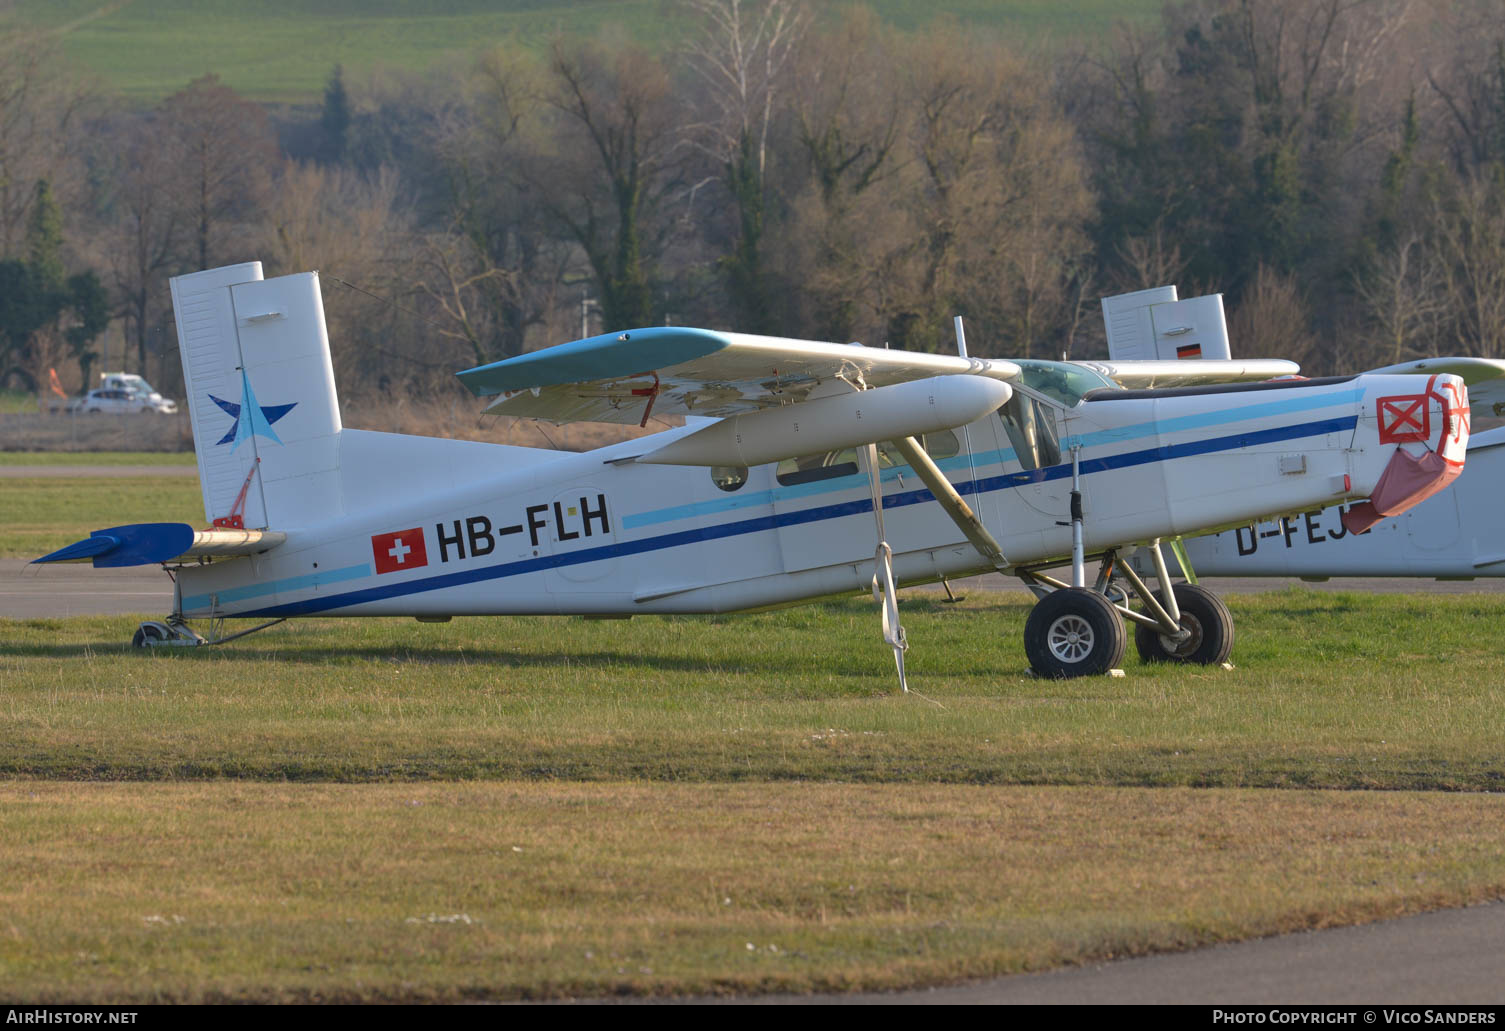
1099 285 1505 584
32 263 1472 680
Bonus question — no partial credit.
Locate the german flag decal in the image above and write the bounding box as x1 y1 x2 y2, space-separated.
1175 343 1203 360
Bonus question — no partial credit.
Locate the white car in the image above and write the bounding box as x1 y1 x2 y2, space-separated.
70 373 178 415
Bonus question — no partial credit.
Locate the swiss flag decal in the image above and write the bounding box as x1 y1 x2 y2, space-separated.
372 527 428 574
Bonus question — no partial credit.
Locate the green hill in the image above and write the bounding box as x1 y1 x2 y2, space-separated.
7 0 1159 103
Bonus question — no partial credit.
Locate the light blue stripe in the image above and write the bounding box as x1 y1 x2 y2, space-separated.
182 562 372 610
1062 387 1364 450
624 387 1364 530
621 446 1017 530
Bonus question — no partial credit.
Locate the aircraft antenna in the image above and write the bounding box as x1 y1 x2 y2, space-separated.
952 316 969 358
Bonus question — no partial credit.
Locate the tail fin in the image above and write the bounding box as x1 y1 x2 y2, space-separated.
1101 286 1232 362
171 264 343 529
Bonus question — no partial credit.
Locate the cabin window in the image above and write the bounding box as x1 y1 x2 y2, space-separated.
774 431 961 486
775 452 860 486
710 465 748 492
998 395 1061 471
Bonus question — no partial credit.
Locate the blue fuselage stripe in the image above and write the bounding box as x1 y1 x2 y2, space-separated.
233 413 1357 618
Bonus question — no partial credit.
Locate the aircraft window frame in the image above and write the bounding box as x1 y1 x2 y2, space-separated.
774 430 961 487
997 393 1062 471
710 465 748 492
1010 360 1120 409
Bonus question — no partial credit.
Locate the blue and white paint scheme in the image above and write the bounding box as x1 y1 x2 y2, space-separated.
33 263 1476 678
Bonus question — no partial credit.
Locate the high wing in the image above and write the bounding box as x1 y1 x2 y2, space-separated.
33 524 285 568
457 327 1020 425
1073 358 1301 389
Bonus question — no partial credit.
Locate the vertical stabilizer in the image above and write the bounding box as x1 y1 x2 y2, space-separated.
1102 287 1232 362
171 265 344 529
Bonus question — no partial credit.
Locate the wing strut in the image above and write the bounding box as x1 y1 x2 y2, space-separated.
886 437 1010 570
863 441 909 692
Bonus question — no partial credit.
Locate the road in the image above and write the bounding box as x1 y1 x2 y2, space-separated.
682 902 1505 1005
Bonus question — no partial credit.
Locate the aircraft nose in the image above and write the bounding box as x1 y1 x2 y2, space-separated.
1342 373 1469 535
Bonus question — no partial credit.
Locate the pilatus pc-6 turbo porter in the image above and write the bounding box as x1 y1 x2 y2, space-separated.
34 263 1471 680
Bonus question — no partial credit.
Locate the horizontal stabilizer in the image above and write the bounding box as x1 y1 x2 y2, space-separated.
33 523 286 568
457 327 1019 425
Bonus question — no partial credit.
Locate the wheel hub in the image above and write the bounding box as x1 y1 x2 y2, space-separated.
1047 614 1096 663
1158 611 1205 657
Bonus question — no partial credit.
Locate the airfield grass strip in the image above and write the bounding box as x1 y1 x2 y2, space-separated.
2 592 1503 789
1 781 1502 1003
0 452 198 466
0 476 203 558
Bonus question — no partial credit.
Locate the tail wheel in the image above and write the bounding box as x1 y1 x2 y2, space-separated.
1134 583 1234 665
131 624 166 649
1024 587 1126 678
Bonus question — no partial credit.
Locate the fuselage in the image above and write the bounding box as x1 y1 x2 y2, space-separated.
172 371 1463 621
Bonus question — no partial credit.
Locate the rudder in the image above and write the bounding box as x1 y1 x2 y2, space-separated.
171 264 343 529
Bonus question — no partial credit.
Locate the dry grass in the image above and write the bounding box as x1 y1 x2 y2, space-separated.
2 781 1501 1002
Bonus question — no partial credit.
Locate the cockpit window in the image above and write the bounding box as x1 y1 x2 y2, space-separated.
1012 360 1119 407
998 395 1061 471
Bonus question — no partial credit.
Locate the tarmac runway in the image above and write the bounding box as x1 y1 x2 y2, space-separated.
1 559 175 618
706 901 1505 1005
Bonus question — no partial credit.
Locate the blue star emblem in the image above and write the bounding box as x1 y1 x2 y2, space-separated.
210 370 297 450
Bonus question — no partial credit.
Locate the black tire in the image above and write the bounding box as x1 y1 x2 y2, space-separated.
1024 587 1127 678
131 624 165 649
1134 583 1234 665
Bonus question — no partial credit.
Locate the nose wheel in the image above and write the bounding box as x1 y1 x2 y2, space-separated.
1023 587 1126 678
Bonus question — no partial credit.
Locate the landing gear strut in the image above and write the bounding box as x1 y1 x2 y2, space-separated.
1133 583 1234 665
1019 541 1235 677
131 615 284 649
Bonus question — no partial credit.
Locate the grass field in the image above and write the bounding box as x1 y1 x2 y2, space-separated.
4 781 1502 1002
0 476 202 558
6 0 1163 102
0 451 197 465
5 593 1505 788
3 466 1505 999
2 596 1505 1000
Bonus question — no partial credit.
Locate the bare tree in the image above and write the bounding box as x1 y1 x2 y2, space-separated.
159 74 279 271
100 114 184 383
1227 264 1321 368
679 0 805 330
876 27 1093 356
259 162 419 385
1424 2 1505 175
1353 230 1448 363
1432 174 1505 359
536 39 684 332
0 26 90 258
419 46 574 362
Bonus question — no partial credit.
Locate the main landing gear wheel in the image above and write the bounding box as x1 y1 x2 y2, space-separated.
1024 587 1126 678
1134 583 1234 665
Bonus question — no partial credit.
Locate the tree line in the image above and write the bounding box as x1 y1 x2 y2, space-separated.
3 0 1504 403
